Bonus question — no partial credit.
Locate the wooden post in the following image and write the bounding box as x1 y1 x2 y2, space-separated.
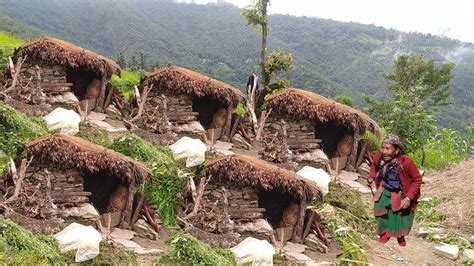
292 196 308 243
356 139 368 167
303 209 316 240
229 115 242 140
94 76 107 112
221 106 233 141
121 179 136 229
348 131 361 169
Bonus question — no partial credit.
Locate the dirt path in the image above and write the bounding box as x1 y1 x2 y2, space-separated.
366 158 474 265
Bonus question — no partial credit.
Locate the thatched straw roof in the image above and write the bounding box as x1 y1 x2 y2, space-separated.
16 37 120 78
147 66 245 107
266 88 381 137
27 134 152 184
206 154 322 201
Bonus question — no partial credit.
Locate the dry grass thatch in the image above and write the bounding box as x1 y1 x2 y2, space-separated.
27 134 152 184
16 37 120 78
266 88 381 137
147 66 245 107
206 154 322 201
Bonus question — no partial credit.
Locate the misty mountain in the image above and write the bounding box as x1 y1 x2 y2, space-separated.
0 0 472 129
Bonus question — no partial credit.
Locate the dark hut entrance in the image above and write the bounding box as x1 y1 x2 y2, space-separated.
258 190 297 228
66 67 103 110
82 170 126 214
314 122 353 158
192 95 228 130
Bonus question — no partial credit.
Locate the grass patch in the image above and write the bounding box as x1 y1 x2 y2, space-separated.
0 31 24 69
416 197 446 226
76 122 113 148
109 70 145 100
0 217 65 265
0 104 48 172
159 231 235 265
109 133 188 226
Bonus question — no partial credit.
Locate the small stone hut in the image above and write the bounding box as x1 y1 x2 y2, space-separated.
264 88 381 171
138 66 245 142
196 154 322 243
19 134 152 227
2 37 121 115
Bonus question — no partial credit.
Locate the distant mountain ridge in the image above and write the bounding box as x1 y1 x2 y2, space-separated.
0 0 472 129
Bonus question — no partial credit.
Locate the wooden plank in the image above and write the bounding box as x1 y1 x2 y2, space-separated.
40 82 73 87
51 191 92 197
53 196 89 203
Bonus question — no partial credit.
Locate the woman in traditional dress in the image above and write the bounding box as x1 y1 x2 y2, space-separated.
368 134 423 246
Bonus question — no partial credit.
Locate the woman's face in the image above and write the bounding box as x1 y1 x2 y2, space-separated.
381 143 399 162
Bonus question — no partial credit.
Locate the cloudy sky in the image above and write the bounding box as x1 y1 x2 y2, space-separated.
183 0 474 43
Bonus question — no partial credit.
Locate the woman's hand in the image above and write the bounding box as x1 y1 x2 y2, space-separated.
401 197 411 209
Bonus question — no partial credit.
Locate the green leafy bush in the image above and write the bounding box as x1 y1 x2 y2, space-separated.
109 70 145 100
333 95 354 107
410 126 472 170
0 31 23 69
160 231 235 265
0 217 65 265
109 133 187 226
416 197 446 226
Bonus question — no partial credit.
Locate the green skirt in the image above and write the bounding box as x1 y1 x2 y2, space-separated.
374 188 414 238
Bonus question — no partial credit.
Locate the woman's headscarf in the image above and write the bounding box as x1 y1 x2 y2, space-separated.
382 133 403 148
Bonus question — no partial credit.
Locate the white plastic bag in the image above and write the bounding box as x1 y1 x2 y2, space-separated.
54 223 102 262
297 166 331 195
169 136 207 167
43 107 81 135
231 237 275 265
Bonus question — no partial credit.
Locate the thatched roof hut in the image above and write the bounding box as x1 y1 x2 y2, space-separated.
265 88 381 170
5 37 121 114
141 66 246 141
266 88 380 136
27 134 152 184
25 134 152 226
16 37 120 78
147 66 245 107
205 154 321 241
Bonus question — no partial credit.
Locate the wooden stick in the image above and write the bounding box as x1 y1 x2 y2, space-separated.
229 115 242 139
103 86 115 110
185 175 211 219
131 84 153 122
143 204 160 232
131 194 145 226
356 141 368 167
5 157 32 204
303 210 316 240
255 108 272 141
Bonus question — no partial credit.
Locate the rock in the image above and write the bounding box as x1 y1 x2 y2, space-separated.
338 170 360 181
215 148 235 156
175 121 206 136
417 227 445 237
134 247 163 255
133 219 158 240
100 212 122 228
464 249 474 260
330 157 348 173
87 111 107 121
105 105 122 119
283 252 316 265
318 204 337 217
434 243 459 260
357 163 370 177
283 242 306 253
112 238 142 249
236 219 273 236
49 92 79 106
304 234 328 254
274 227 294 242
470 235 474 244
0 150 5 157
213 140 233 150
110 228 135 240
297 166 331 195
59 203 99 220
44 107 81 135
231 133 252 150
89 119 127 133
339 179 372 194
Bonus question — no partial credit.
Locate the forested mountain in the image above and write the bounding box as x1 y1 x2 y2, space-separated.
0 0 472 129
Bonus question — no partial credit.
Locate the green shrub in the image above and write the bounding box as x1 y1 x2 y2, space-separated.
416 197 446 226
333 95 354 107
0 32 24 69
160 231 235 265
109 70 145 100
76 122 113 148
0 217 65 265
110 133 188 226
410 126 471 170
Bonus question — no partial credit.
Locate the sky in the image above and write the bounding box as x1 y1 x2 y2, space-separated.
181 0 474 43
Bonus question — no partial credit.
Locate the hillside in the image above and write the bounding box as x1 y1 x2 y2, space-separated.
0 0 472 129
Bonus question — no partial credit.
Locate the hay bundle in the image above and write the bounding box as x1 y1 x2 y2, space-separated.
147 66 245 107
336 133 354 157
279 202 300 227
27 134 153 184
206 154 322 201
266 88 381 138
16 37 120 78
107 185 129 212
211 107 228 129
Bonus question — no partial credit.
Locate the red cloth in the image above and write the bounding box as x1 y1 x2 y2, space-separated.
369 150 423 210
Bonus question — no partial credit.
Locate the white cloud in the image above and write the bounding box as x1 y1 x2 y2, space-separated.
191 0 474 43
